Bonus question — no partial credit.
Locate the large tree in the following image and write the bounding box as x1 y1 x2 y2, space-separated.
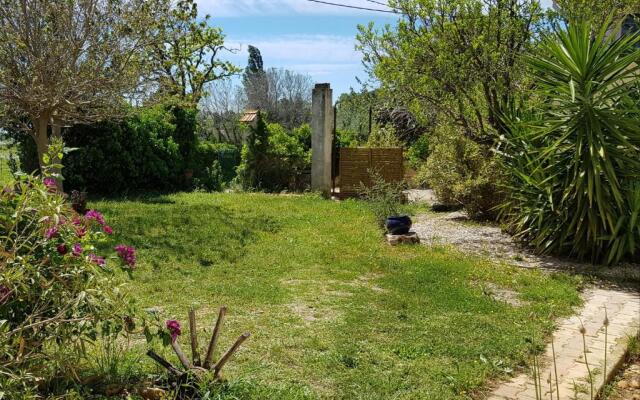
357 0 546 143
148 0 239 105
0 0 154 185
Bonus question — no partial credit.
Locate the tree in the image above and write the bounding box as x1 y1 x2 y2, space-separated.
243 45 269 110
148 0 239 105
357 0 545 143
551 0 638 26
199 79 247 145
0 0 154 187
264 68 313 128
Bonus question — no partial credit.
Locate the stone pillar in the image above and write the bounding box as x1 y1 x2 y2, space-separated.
311 83 333 195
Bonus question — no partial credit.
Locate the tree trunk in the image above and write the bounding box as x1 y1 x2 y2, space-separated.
33 114 64 193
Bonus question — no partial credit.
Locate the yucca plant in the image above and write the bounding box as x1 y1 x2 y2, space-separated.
498 17 640 264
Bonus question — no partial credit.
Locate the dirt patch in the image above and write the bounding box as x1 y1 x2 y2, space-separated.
607 356 640 400
481 283 526 307
348 272 388 293
286 302 340 324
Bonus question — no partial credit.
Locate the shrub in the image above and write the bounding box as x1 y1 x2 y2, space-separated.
359 170 406 228
406 135 429 170
11 103 198 195
193 160 224 192
498 19 640 264
236 115 311 191
0 141 135 395
417 126 504 219
191 142 240 188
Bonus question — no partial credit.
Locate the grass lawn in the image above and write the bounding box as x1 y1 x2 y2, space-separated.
91 192 582 399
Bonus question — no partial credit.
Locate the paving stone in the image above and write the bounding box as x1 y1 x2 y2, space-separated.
489 287 640 400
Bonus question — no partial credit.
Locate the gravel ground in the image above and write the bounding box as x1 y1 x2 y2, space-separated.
408 190 640 280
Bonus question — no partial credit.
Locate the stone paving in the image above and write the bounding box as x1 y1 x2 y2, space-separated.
488 288 639 400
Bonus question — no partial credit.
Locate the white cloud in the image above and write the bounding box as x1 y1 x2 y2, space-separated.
226 35 360 64
198 0 395 17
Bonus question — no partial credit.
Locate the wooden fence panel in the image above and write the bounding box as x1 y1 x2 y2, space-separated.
338 147 403 197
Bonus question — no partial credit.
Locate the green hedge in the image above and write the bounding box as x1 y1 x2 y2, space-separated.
11 104 240 195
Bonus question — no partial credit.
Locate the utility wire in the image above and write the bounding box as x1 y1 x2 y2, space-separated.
305 0 398 14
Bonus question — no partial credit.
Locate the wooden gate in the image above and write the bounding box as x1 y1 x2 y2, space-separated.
337 147 403 198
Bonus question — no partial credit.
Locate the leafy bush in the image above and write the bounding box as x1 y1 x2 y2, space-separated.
406 135 430 170
0 142 135 395
236 115 311 191
498 19 640 264
416 126 504 219
359 170 406 228
191 142 240 189
11 103 199 195
193 160 224 192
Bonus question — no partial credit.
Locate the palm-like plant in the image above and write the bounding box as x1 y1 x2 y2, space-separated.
499 17 640 264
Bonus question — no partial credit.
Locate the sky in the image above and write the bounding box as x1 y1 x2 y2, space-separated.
198 0 556 98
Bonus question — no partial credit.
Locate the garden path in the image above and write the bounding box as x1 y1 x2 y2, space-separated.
408 190 640 400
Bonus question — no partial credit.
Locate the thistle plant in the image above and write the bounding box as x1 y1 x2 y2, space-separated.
579 320 593 400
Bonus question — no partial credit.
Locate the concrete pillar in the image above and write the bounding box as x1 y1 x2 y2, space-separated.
311 83 333 195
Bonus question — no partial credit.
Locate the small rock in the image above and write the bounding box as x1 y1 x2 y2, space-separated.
630 378 640 388
632 394 640 400
138 387 166 400
618 380 630 389
386 232 420 246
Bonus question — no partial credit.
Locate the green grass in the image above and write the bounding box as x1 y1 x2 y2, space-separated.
89 192 582 399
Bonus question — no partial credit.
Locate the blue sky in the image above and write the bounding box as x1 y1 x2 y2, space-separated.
198 0 555 97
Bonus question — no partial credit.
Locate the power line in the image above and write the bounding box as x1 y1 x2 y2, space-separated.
305 0 398 14
363 0 394 8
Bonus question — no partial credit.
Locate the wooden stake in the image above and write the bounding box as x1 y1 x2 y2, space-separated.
146 350 182 376
188 309 201 366
203 306 226 369
171 340 191 369
213 332 250 378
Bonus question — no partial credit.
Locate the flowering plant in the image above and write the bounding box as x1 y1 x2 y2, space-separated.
0 141 137 392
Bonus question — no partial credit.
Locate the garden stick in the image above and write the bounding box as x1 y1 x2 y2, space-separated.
204 306 227 369
188 308 201 366
171 340 191 369
548 372 553 400
213 332 251 378
146 350 182 376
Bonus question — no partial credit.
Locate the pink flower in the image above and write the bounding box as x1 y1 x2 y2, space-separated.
72 243 82 257
72 217 83 226
166 320 181 343
57 244 68 255
88 253 106 267
44 226 58 240
103 225 113 235
43 177 57 192
76 226 87 238
85 210 106 226
114 244 136 268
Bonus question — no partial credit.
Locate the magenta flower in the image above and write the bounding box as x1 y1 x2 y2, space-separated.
0 285 12 305
76 226 87 238
72 243 83 257
114 244 136 268
43 177 57 192
85 210 106 226
103 225 113 235
166 319 181 343
72 216 83 226
88 253 106 267
44 226 58 240
57 244 68 255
